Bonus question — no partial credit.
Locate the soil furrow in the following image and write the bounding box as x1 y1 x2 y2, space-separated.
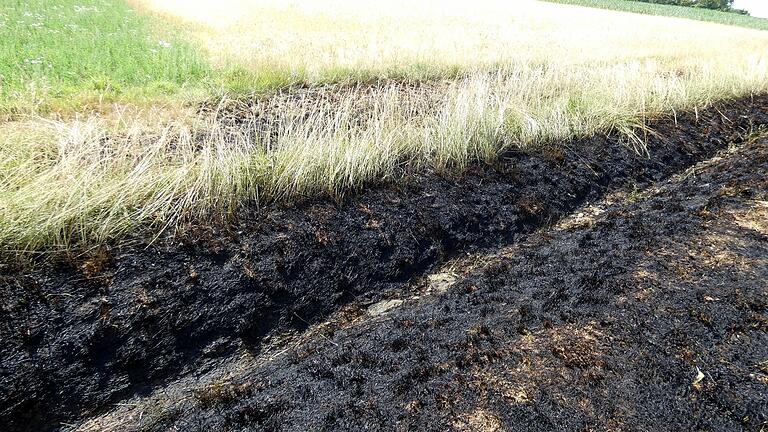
81 131 768 432
2 95 768 431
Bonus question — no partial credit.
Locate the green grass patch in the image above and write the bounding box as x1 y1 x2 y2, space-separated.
0 0 212 117
544 0 768 30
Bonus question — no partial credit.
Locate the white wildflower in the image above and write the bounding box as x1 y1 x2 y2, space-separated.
74 5 98 13
158 40 172 49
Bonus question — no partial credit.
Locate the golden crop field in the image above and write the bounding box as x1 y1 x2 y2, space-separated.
134 0 768 72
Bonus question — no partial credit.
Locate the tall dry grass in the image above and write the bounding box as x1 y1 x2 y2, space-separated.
3 55 768 251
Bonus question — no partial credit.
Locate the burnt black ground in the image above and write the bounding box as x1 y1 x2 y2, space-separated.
118 131 768 432
1 96 768 431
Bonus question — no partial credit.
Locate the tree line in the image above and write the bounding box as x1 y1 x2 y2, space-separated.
632 0 746 13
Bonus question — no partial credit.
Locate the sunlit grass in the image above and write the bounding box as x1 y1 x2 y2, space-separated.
133 0 768 88
2 0 768 253
0 0 211 118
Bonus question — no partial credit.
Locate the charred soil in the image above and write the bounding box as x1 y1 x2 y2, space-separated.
1 96 768 431
133 128 768 432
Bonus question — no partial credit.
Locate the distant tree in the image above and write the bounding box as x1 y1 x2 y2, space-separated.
631 0 739 12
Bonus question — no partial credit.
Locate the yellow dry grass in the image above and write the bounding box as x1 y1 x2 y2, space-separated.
132 0 768 80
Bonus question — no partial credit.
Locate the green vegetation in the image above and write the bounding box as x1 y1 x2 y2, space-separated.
545 0 768 29
0 0 211 117
633 0 738 12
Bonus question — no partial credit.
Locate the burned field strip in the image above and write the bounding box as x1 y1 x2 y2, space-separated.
2 95 768 431
140 118 768 432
